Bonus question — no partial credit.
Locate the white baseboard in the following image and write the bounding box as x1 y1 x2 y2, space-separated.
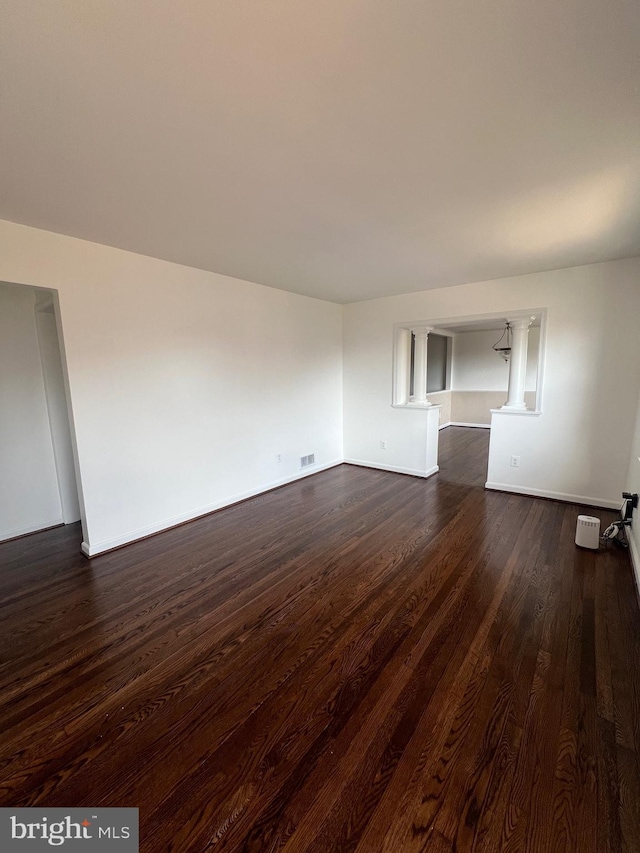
439 421 452 430
344 458 439 479
81 460 344 557
1 517 64 543
484 481 621 510
449 422 491 429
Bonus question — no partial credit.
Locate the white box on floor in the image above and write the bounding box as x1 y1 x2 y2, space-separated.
575 515 600 549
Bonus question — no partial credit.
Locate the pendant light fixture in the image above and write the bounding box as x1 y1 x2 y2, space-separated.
492 322 512 362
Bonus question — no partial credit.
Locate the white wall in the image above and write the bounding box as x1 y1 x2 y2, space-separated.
0 220 344 555
343 258 640 508
0 284 63 539
451 327 539 392
625 390 640 590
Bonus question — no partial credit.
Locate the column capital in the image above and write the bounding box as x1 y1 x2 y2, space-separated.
411 326 433 338
505 316 533 331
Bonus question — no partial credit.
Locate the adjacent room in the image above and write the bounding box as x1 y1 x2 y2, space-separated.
424 318 542 427
1 2 640 851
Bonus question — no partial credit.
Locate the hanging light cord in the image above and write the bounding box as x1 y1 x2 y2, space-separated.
492 323 510 351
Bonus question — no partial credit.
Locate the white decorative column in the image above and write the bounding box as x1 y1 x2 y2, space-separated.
394 328 412 405
501 317 532 410
412 327 432 404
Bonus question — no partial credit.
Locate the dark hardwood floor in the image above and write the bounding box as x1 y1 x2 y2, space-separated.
1 426 639 851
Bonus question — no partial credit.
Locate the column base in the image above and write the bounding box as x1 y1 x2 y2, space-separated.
500 402 528 411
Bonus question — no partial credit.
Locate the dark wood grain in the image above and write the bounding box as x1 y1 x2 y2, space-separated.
1 426 639 852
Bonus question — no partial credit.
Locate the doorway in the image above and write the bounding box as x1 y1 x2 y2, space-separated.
393 309 546 486
0 282 83 543
437 425 491 487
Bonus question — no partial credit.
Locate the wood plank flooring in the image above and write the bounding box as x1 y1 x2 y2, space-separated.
1 427 639 851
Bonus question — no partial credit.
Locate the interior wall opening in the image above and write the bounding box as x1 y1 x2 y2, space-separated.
393 309 546 480
0 281 85 545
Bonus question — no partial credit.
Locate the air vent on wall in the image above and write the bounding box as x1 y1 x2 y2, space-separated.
300 453 315 468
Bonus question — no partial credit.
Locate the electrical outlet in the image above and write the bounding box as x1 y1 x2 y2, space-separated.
510 455 521 468
380 440 388 450
276 453 282 463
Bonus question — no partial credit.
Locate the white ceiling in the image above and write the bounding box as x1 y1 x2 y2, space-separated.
1 1 639 303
